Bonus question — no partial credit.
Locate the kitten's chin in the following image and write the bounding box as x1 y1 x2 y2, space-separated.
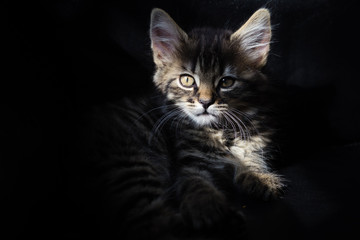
189 113 217 126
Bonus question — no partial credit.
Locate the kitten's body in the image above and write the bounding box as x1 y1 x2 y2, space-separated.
78 8 285 239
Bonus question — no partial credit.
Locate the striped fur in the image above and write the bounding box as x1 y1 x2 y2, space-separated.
83 8 285 239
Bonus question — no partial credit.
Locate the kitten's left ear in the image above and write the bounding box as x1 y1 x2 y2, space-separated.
150 8 188 67
231 8 272 68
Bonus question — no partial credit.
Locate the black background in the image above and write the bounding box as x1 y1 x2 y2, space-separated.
3 0 360 239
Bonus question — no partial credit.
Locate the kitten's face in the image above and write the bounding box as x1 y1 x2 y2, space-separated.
153 32 258 126
150 9 271 127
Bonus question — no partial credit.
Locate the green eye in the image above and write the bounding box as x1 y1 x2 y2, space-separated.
219 77 235 88
179 75 195 88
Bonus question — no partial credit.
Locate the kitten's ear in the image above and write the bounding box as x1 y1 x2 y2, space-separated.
230 8 271 68
150 8 188 67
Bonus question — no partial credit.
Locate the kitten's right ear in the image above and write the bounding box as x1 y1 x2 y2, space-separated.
230 8 272 68
150 8 187 67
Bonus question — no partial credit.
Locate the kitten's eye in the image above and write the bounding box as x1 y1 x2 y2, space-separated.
179 75 195 88
219 77 235 88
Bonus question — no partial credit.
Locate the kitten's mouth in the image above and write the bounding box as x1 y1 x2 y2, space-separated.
196 112 209 116
196 111 213 116
191 111 217 126
183 108 217 126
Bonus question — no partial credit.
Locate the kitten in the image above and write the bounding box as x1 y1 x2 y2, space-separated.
150 4 284 224
79 8 285 239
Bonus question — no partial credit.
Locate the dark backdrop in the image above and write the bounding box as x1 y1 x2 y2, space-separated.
3 0 360 239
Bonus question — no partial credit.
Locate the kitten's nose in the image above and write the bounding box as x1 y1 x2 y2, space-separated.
199 98 215 110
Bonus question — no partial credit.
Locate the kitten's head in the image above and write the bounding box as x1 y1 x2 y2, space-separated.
150 8 271 126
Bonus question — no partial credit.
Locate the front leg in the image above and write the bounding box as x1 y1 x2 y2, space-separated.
236 169 285 200
231 137 286 200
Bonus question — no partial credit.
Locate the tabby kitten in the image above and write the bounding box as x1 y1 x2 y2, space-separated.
82 8 285 239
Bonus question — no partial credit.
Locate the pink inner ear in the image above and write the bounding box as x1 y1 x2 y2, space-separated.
153 27 173 39
242 28 271 67
150 9 187 64
255 30 270 56
152 28 177 55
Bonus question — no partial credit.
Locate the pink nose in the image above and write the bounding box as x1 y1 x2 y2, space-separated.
199 98 215 109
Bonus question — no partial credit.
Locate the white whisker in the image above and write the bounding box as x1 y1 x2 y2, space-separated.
229 108 260 136
224 111 247 140
228 111 251 141
172 111 188 138
136 105 171 121
222 111 238 139
149 108 181 144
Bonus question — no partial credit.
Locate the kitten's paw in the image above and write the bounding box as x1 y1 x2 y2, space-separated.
238 172 286 200
180 190 244 230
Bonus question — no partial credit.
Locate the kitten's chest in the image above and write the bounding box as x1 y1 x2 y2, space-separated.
180 128 230 151
177 127 268 162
